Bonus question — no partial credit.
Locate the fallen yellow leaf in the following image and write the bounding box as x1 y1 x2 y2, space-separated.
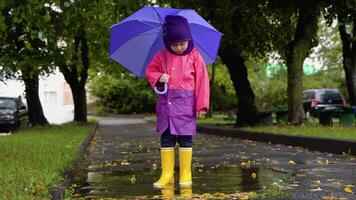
345 186 353 194
331 181 342 187
322 195 348 200
121 160 130 165
308 187 322 192
129 175 137 184
251 172 257 179
288 160 296 165
312 180 321 185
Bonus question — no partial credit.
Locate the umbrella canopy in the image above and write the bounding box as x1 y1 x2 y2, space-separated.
109 6 222 77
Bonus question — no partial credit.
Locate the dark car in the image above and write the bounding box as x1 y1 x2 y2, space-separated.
0 96 28 132
303 89 346 117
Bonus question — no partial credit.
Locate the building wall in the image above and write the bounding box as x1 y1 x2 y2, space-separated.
1 68 96 106
62 82 74 105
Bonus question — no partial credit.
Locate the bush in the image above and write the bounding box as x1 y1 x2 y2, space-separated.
211 83 237 111
89 73 156 114
208 62 237 112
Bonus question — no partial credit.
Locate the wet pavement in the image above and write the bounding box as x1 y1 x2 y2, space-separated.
73 116 356 199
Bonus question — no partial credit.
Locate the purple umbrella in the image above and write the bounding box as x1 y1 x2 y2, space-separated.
109 6 222 93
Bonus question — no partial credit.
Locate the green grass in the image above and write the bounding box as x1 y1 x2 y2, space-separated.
144 115 156 123
145 114 356 140
250 185 290 200
197 114 236 125
197 114 356 141
0 122 94 199
145 114 236 125
240 125 356 140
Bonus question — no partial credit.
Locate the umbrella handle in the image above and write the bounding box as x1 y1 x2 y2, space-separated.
154 83 168 95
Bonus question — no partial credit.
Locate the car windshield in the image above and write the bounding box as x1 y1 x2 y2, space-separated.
320 91 342 99
0 99 16 109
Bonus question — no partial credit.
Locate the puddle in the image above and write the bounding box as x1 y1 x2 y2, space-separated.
72 164 291 199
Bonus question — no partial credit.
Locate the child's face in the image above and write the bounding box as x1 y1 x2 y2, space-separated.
170 41 189 54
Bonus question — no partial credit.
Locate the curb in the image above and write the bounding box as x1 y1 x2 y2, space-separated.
49 122 98 200
197 125 356 155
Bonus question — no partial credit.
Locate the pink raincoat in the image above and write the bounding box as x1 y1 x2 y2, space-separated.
145 48 210 136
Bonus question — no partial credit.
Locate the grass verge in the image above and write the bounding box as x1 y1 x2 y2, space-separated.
240 125 356 141
0 122 94 199
146 114 356 140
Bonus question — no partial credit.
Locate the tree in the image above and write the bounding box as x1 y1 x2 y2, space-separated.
286 0 321 124
47 0 148 122
269 0 321 124
333 0 356 106
0 0 51 126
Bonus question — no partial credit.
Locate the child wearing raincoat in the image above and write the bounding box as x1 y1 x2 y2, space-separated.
145 15 210 188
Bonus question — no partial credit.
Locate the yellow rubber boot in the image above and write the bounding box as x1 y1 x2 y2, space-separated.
153 147 175 187
179 147 192 186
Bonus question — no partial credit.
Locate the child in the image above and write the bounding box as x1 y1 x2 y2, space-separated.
145 15 210 187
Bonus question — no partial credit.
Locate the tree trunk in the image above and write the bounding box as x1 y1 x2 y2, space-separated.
221 50 258 126
22 72 49 126
61 68 88 122
60 30 89 123
338 17 356 106
286 0 320 124
70 83 87 122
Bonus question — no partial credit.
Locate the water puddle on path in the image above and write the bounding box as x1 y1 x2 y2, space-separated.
72 164 291 199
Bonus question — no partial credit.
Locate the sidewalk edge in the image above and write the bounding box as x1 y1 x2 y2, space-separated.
49 122 99 200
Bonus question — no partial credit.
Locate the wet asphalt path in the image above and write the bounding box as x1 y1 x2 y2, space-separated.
74 116 356 199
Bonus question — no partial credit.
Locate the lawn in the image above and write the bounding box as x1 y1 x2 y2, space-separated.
0 122 94 199
145 114 356 140
198 114 356 141
239 125 356 140
145 114 236 125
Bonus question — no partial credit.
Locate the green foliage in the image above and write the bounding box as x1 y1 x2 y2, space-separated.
162 0 277 57
89 62 237 114
89 72 156 114
90 55 237 114
247 53 346 112
211 82 238 111
304 19 347 100
208 61 237 111
314 20 343 71
0 0 55 79
248 58 288 111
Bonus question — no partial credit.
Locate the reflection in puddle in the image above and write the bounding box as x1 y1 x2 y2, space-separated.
73 164 291 199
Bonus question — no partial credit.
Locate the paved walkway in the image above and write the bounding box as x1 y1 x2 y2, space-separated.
74 116 356 199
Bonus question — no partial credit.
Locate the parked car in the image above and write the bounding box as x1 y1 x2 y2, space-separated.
0 96 28 132
303 89 346 117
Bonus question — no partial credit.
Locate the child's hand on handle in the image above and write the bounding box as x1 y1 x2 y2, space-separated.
159 73 170 83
